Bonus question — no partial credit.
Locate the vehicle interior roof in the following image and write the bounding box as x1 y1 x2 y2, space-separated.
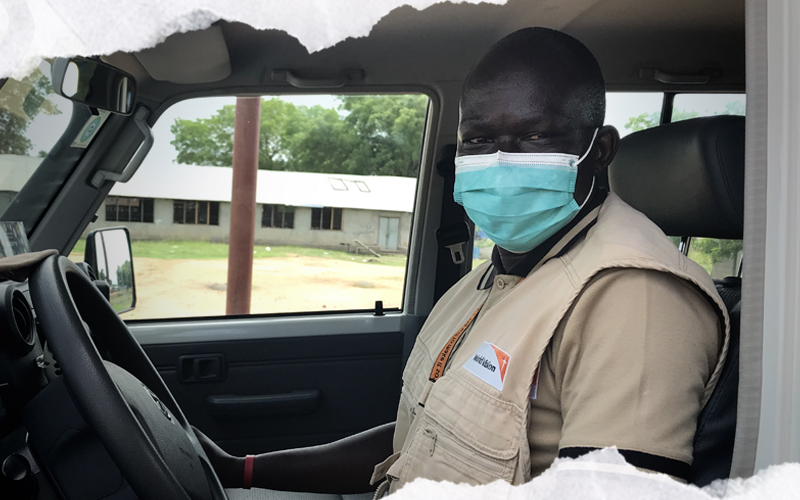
102 0 745 112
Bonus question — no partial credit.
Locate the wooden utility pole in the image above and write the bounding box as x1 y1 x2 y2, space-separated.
226 97 261 315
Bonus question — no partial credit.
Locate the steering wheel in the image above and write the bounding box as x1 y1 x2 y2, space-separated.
28 255 227 499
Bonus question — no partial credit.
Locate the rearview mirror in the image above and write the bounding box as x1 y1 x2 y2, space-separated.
51 57 136 115
84 227 136 314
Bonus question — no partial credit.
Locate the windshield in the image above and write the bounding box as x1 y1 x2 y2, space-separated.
0 62 73 215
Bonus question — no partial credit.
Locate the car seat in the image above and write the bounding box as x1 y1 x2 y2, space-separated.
608 114 745 486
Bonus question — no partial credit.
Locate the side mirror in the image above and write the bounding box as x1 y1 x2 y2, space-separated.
84 227 136 314
51 57 136 115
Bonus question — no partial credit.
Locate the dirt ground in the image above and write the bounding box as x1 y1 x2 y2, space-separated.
124 255 406 320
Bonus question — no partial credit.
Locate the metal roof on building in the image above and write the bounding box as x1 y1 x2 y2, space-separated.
0 155 418 213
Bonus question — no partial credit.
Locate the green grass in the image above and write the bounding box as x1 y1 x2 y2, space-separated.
72 239 86 254
109 288 134 312
252 245 408 267
131 240 231 259
72 239 407 267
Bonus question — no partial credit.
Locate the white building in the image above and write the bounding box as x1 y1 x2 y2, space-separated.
0 155 417 253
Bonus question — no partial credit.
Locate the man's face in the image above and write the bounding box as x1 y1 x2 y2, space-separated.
457 72 601 203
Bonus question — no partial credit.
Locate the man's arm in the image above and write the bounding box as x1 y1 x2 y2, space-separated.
552 269 722 480
195 422 395 493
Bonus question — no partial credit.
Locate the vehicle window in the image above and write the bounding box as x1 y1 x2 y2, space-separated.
671 93 745 122
606 92 665 137
72 94 427 320
0 61 72 214
688 237 743 279
470 92 664 269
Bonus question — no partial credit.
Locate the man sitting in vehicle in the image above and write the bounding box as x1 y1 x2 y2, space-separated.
198 27 728 495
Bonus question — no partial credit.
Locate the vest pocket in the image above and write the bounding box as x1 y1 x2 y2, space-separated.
396 416 519 487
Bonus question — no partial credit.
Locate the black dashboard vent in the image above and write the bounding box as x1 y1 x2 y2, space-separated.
0 287 36 355
11 291 34 346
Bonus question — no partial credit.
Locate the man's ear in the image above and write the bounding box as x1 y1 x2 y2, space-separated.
591 125 620 174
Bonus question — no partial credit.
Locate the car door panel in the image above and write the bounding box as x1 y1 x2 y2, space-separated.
137 318 409 455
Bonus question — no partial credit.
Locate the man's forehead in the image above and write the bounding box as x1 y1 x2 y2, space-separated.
459 77 587 127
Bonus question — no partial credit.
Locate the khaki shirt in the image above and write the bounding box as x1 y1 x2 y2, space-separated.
527 267 720 476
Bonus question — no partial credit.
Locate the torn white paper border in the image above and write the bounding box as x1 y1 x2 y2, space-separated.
389 448 800 500
0 0 507 80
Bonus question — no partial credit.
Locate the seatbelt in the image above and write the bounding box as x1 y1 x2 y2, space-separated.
434 144 471 303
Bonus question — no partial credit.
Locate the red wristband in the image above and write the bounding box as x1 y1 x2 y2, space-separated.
243 454 255 489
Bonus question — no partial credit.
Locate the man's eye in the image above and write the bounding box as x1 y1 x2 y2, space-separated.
466 137 491 145
525 133 546 140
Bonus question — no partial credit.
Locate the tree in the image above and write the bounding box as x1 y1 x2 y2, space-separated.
116 260 134 289
338 95 428 177
0 68 62 155
624 111 660 132
725 100 745 116
170 104 235 167
690 238 743 265
624 100 745 134
278 105 359 173
169 95 428 177
624 109 701 132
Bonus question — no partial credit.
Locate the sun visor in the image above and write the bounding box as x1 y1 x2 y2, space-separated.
134 25 231 84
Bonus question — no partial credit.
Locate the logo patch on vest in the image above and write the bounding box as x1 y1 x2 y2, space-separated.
463 342 510 391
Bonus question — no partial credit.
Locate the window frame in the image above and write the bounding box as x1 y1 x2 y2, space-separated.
105 196 155 223
310 206 343 231
173 199 220 226
102 90 435 321
261 204 295 229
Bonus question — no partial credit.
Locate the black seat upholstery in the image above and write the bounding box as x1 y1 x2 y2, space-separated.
608 115 745 486
693 278 740 485
610 115 744 239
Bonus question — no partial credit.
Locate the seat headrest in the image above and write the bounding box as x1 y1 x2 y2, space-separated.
609 115 744 240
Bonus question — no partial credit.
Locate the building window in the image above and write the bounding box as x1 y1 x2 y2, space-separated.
106 197 154 223
262 204 294 228
173 200 219 225
311 207 343 230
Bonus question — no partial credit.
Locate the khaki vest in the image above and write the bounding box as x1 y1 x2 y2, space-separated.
372 193 729 494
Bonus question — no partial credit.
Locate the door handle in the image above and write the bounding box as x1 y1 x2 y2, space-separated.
206 390 322 418
178 354 226 383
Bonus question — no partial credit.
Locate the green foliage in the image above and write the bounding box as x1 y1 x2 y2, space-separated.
338 95 429 177
0 69 62 155
624 99 744 133
115 260 134 288
169 95 428 177
669 109 703 123
170 104 236 167
725 101 745 116
624 109 702 132
624 111 660 132
690 238 743 265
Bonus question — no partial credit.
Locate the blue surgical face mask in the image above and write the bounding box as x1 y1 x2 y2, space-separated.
454 129 599 254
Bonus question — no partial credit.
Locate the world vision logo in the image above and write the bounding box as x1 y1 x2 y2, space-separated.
463 341 511 391
491 344 510 382
472 354 496 372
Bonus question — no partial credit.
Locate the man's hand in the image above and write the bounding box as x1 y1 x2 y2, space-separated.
193 426 244 487
192 422 396 493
